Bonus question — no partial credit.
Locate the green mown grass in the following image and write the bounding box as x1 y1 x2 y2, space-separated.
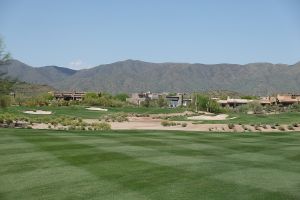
171 112 300 125
0 128 300 199
0 106 186 119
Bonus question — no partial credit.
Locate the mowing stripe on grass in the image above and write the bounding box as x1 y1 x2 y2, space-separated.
1 129 300 199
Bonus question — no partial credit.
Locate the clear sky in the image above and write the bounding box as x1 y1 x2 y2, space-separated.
0 0 299 69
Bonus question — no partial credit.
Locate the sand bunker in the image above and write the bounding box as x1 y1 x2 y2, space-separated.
24 110 52 115
86 107 108 111
187 114 229 120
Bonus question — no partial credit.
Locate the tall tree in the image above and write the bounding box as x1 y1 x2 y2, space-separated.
0 38 10 65
0 38 13 100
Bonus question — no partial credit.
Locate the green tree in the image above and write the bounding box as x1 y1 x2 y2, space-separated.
194 93 222 113
141 98 150 107
0 38 10 66
0 38 12 108
158 96 167 107
248 101 263 114
114 93 129 102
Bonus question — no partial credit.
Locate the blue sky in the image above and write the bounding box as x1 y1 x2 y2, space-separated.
0 0 299 69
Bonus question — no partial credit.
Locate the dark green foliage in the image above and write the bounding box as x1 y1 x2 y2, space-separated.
83 92 124 107
228 123 235 129
292 123 298 127
114 93 129 102
0 38 10 65
161 120 177 126
158 96 168 107
194 94 223 113
140 98 150 107
0 95 11 108
248 102 263 114
0 79 15 95
100 113 129 122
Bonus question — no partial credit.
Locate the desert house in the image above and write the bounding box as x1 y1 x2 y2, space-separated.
276 94 300 106
54 91 86 101
217 97 253 108
259 96 277 106
126 92 192 107
217 94 300 107
126 92 151 105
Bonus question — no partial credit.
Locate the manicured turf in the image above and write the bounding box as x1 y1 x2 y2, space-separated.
0 129 300 199
171 112 300 125
0 106 186 119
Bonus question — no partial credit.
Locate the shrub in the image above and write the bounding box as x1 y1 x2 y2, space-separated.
242 125 247 131
100 113 128 122
287 125 294 130
255 125 261 131
248 101 263 114
0 95 11 108
228 123 235 129
94 122 111 131
278 126 285 131
161 120 177 126
271 125 276 129
114 93 129 102
181 123 187 127
292 123 298 127
262 124 267 129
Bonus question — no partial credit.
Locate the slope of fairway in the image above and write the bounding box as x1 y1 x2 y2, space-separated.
0 129 300 199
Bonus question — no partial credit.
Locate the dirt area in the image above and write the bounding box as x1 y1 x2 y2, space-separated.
22 111 298 132
149 111 194 118
86 107 108 111
110 120 300 132
83 116 299 132
23 110 52 115
187 114 229 120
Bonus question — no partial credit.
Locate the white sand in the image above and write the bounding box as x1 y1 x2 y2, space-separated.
24 110 52 115
187 114 229 120
86 107 108 111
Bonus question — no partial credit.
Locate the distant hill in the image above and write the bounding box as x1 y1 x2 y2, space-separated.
0 78 54 98
1 59 300 95
12 82 55 98
0 60 76 85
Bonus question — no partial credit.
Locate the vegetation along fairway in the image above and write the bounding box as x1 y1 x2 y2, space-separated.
1 129 300 199
0 106 186 119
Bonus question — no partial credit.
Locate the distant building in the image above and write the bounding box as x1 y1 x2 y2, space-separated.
259 96 276 106
126 92 151 105
126 92 191 107
166 93 192 108
217 94 300 107
54 91 85 101
166 95 182 107
276 94 300 106
217 97 253 107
